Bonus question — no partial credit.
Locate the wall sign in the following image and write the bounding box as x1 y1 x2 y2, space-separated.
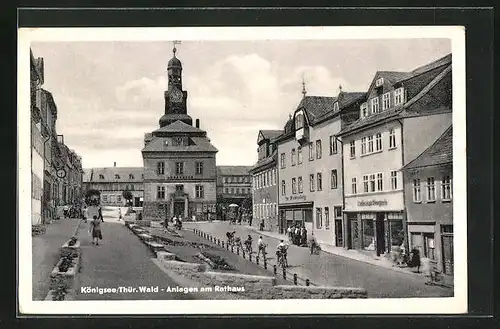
357 200 388 207
284 195 307 202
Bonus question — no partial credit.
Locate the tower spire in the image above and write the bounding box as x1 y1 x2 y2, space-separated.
301 74 307 97
173 40 181 57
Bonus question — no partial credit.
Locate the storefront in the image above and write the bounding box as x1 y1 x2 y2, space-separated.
279 202 313 233
344 192 406 256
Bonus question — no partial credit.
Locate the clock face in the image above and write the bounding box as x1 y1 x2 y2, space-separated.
170 88 183 103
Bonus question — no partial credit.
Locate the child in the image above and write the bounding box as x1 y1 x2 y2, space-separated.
89 215 103 246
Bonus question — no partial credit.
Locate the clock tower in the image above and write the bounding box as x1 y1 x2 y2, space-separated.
159 44 193 127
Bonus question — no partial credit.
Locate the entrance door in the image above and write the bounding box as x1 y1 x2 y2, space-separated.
335 219 343 247
134 197 140 207
174 201 184 218
375 213 385 256
349 215 360 249
442 235 454 275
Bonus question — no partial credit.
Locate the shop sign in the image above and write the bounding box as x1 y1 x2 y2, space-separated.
284 195 307 202
357 199 388 207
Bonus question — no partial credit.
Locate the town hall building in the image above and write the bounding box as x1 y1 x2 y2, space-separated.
142 45 218 221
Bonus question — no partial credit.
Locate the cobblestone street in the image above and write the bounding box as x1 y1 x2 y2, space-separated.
185 221 453 298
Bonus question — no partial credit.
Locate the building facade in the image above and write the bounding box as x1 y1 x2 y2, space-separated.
403 126 453 275
277 91 365 245
216 166 252 219
83 165 144 207
338 54 452 257
142 46 218 221
30 50 45 225
249 130 281 231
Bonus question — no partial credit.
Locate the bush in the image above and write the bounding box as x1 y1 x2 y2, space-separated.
68 236 77 246
52 276 70 301
201 252 233 270
58 251 78 272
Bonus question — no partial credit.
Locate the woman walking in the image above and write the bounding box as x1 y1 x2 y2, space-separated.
89 215 103 246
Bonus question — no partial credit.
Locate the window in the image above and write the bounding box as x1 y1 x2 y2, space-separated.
224 187 228 194
426 177 436 202
115 174 120 179
369 174 376 192
391 171 398 190
292 178 297 194
413 179 422 202
368 136 374 153
298 176 303 193
295 113 305 129
281 180 286 196
297 146 303 164
334 102 339 111
316 208 322 229
442 176 452 200
195 185 204 199
360 102 368 118
394 87 404 105
389 129 397 149
175 185 184 192
99 174 104 180
363 175 369 193
382 92 391 110
263 172 267 187
291 149 296 166
157 162 165 175
309 142 314 161
224 177 228 183
377 173 383 191
350 141 356 158
129 174 134 179
280 153 286 169
316 140 322 159
230 188 234 194
331 169 338 189
309 174 315 191
236 188 240 194
317 173 323 191
175 162 184 175
273 169 277 185
196 161 204 175
371 97 380 114
102 195 108 202
157 186 165 199
361 137 367 155
329 135 338 155
375 133 382 151
324 207 330 229
352 177 357 194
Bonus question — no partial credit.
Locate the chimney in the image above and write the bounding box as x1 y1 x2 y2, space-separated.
195 119 200 128
114 162 116 167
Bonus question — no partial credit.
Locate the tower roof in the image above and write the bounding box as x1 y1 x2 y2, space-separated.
168 56 182 69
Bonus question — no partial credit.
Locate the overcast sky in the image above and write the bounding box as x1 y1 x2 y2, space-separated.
31 39 451 168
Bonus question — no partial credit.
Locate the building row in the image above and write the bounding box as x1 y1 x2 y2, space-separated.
30 49 84 225
249 53 453 276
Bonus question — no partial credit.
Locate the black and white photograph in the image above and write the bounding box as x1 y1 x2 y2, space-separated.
18 26 467 314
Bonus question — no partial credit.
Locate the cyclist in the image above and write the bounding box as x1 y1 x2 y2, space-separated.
276 240 289 267
244 235 253 254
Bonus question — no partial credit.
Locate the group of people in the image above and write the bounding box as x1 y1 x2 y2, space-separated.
165 216 183 230
287 225 308 247
63 203 83 219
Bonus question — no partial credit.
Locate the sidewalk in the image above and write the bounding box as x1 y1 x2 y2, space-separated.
32 218 82 300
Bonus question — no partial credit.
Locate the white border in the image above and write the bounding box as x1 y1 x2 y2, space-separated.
18 26 467 315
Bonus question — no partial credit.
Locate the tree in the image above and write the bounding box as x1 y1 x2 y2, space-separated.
122 190 133 206
85 189 101 206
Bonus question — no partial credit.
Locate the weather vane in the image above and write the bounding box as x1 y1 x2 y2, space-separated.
173 40 181 57
301 74 307 97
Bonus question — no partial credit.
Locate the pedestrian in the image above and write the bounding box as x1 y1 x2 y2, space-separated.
294 226 300 245
287 226 292 241
249 215 253 227
118 208 122 221
301 226 308 246
98 207 104 222
82 205 88 223
410 247 421 273
89 215 103 246
309 232 318 255
257 236 266 258
63 205 69 219
259 219 265 231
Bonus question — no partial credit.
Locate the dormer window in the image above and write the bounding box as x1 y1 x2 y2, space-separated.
382 92 391 110
360 102 368 118
295 113 305 129
115 174 120 179
129 174 134 179
371 97 380 114
99 174 104 180
394 87 405 105
333 102 339 112
375 77 384 87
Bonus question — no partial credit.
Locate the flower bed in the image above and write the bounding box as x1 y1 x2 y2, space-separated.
61 236 81 258
48 249 80 301
199 251 234 270
32 225 46 237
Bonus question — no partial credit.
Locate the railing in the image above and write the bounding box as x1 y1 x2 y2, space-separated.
193 228 315 287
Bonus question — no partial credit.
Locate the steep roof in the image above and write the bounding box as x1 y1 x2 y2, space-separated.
249 150 278 174
403 125 452 169
377 71 415 84
141 136 218 153
217 166 253 176
298 96 337 124
83 167 144 183
260 130 283 141
338 59 452 137
153 120 206 135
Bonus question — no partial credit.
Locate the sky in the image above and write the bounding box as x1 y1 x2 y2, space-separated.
30 39 451 169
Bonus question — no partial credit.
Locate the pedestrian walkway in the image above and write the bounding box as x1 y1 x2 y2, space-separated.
74 220 193 300
32 218 82 300
185 221 453 298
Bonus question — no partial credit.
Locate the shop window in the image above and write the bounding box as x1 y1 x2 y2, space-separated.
388 214 404 247
362 216 375 250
